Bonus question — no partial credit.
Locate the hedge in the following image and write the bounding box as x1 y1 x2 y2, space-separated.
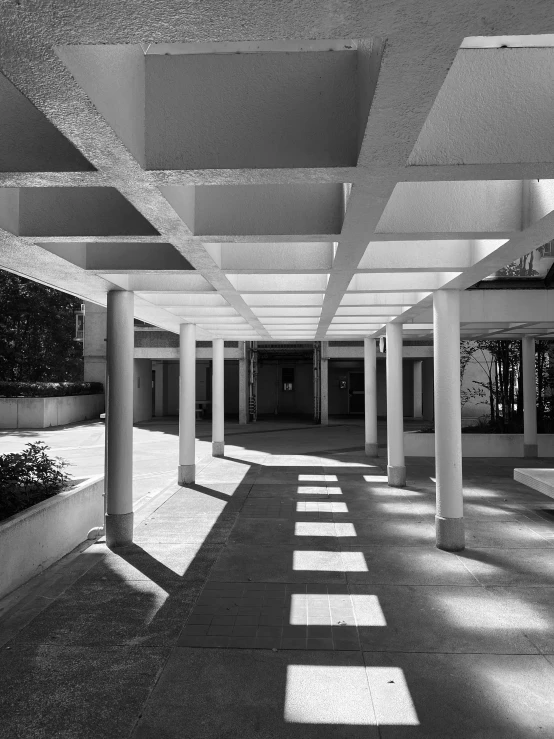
0 381 104 398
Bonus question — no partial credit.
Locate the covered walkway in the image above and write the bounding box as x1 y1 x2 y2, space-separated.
2 426 554 737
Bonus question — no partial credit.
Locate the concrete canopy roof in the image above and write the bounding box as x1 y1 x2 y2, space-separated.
0 3 554 341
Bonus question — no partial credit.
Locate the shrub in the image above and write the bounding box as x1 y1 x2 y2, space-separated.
0 381 103 398
0 442 71 521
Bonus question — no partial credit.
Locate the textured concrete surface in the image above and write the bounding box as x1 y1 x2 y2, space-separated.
1 425 554 737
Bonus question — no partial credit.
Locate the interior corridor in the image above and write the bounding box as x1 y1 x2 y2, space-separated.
2 426 554 737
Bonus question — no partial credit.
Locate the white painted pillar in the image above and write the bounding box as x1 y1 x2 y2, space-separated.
212 338 225 457
238 342 248 424
105 291 134 548
178 323 196 484
434 290 464 551
386 323 405 486
321 356 329 426
522 337 538 458
364 337 378 455
413 360 423 418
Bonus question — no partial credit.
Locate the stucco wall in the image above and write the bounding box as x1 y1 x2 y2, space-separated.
0 395 105 429
0 475 104 599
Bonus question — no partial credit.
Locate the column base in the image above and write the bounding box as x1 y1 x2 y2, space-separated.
178 464 196 485
105 512 134 548
365 442 378 457
524 443 538 458
387 465 406 487
212 441 225 457
435 515 465 551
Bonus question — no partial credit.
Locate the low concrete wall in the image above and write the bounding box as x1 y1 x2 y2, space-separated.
0 394 105 429
0 475 104 599
404 433 554 457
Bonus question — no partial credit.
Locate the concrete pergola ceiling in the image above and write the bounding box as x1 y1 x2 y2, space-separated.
0 6 553 342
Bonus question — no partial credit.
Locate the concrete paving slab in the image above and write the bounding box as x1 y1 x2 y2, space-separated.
11 576 199 647
364 651 554 738
208 544 350 583
463 520 554 548
0 645 168 739
456 548 554 586
350 584 539 654
345 547 478 586
132 648 379 738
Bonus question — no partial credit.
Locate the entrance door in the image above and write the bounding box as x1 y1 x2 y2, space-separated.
349 372 364 414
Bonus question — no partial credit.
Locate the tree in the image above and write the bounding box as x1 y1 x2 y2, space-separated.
0 270 83 382
460 338 554 432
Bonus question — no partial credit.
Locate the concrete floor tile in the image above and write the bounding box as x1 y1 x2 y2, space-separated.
345 548 477 586
0 645 168 739
133 648 378 738
364 651 554 738
350 584 539 654
209 545 349 583
456 548 554 586
483 586 554 654
464 520 554 548
89 542 224 581
11 577 201 647
228 518 342 549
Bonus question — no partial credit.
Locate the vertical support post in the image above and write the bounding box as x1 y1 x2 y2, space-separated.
434 290 464 551
178 323 196 485
364 337 378 455
212 338 225 457
413 360 423 418
386 323 406 486
522 337 538 458
321 342 329 426
105 291 134 548
238 342 248 424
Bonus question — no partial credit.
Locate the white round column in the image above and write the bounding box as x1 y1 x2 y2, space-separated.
179 323 196 485
386 323 406 486
522 337 538 458
212 338 225 457
105 290 134 548
433 290 464 551
364 337 378 456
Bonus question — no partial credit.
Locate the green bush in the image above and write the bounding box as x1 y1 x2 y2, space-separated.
0 381 103 398
0 442 71 521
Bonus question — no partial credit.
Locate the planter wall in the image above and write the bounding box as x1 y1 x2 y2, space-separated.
0 475 104 599
404 432 554 458
0 394 104 429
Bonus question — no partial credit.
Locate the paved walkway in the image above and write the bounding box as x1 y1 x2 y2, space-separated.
0 416 397 505
2 427 554 737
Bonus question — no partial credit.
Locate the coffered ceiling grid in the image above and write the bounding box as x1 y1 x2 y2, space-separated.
0 2 553 340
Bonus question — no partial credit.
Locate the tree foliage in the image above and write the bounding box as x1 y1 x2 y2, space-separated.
0 271 83 382
460 338 554 432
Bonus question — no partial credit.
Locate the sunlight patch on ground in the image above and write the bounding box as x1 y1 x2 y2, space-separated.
367 667 420 725
294 522 355 537
323 486 343 495
363 475 389 483
296 502 348 512
298 474 335 481
435 593 549 629
289 593 386 626
292 551 369 572
284 665 377 725
296 486 329 495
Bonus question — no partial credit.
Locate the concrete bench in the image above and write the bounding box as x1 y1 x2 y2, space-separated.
514 468 554 498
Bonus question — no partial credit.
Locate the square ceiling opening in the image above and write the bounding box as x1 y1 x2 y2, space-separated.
161 183 347 236
0 187 159 237
58 39 377 170
37 242 193 271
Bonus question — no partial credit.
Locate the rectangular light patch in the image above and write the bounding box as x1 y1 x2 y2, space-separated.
366 667 420 725
284 665 376 725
